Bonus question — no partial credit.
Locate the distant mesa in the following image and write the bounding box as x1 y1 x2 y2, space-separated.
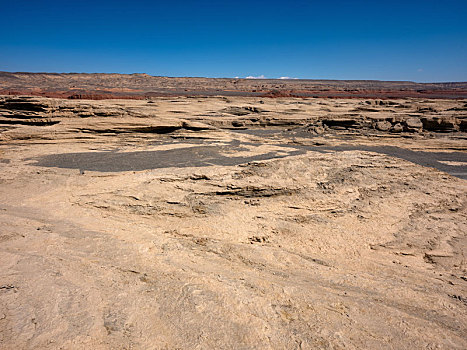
0 71 466 100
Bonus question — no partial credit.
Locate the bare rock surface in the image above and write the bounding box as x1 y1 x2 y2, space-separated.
0 95 466 349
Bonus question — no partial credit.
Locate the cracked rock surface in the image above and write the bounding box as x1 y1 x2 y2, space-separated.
0 95 466 349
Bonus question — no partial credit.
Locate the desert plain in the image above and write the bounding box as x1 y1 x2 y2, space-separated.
0 74 466 349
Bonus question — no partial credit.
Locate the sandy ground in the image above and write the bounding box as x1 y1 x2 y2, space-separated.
0 96 466 349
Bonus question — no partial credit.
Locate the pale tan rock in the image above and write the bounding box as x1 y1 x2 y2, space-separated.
0 95 466 349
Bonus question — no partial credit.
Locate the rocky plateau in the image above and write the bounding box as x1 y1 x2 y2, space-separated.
0 89 466 349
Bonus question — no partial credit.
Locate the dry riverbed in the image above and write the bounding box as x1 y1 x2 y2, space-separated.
0 96 466 349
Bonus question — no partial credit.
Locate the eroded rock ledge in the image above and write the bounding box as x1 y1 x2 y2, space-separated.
1 96 466 134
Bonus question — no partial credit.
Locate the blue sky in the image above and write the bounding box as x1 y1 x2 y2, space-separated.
1 0 466 82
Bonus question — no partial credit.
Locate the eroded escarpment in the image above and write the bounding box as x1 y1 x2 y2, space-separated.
1 95 466 134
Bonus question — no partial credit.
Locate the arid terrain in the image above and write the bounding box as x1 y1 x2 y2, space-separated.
1 72 467 100
0 85 466 348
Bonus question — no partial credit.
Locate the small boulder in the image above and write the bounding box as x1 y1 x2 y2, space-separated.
404 117 423 132
392 123 403 133
375 120 392 131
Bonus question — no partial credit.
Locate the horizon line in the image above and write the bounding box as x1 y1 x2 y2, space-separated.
2 71 467 85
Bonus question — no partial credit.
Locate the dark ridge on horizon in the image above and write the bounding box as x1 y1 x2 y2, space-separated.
1 71 467 100
3 71 467 85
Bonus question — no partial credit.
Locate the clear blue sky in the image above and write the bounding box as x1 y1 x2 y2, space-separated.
1 0 466 82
